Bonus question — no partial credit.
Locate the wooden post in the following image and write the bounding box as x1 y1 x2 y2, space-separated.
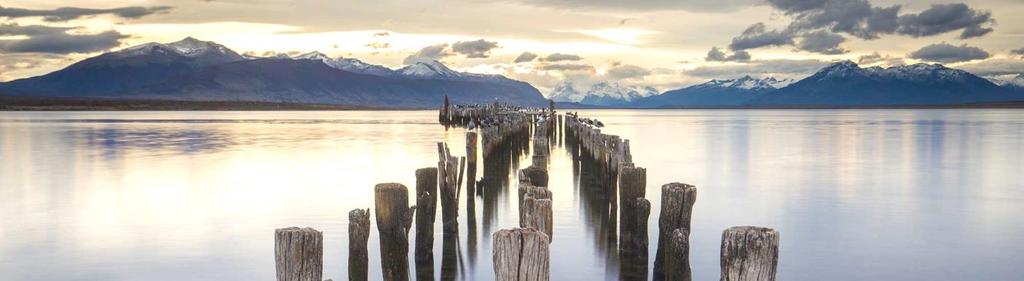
520 166 548 187
518 186 553 241
666 229 692 281
438 142 462 235
275 227 323 281
655 183 697 281
375 183 416 281
493 228 550 281
720 226 780 281
618 166 647 256
414 168 438 271
348 209 371 281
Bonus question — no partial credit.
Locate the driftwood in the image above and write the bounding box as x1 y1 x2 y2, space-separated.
348 209 371 281
666 228 692 281
414 167 438 279
720 226 780 281
375 183 416 281
493 228 550 281
274 227 323 281
655 183 697 281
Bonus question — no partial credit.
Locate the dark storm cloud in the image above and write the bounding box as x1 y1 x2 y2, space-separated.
542 53 583 62
908 43 990 63
451 39 499 58
513 52 539 63
606 64 651 80
728 23 794 51
0 24 127 54
897 3 994 39
403 43 452 64
0 5 172 22
705 46 750 62
795 30 847 55
761 0 994 40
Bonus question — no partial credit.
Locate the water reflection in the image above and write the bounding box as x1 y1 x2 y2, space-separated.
1 110 1022 281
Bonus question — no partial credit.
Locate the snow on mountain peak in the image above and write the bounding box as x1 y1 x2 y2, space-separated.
119 37 236 59
549 81 658 104
696 76 792 90
399 60 463 78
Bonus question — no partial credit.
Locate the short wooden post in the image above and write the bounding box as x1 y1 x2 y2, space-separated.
618 166 647 257
493 228 550 281
274 227 323 281
348 209 371 281
666 229 692 281
655 183 697 281
519 189 553 241
414 167 438 274
375 183 416 281
720 226 780 281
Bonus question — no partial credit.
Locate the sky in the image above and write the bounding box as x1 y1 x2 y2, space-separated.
1 0 1023 94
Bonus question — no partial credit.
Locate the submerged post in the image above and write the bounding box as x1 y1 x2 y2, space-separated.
720 226 780 281
274 227 323 281
375 183 416 281
493 228 551 281
655 183 697 281
348 209 371 281
414 168 438 273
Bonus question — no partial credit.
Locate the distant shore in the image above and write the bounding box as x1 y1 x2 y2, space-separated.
2 97 1023 111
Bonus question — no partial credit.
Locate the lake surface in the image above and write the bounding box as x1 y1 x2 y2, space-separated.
1 109 1022 281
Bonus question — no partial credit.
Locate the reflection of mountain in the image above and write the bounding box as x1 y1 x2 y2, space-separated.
73 127 235 157
0 37 548 108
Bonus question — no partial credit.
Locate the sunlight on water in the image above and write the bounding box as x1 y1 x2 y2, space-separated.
1 109 1022 281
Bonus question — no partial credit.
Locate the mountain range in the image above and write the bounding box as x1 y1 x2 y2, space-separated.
0 37 548 108
1 37 1022 109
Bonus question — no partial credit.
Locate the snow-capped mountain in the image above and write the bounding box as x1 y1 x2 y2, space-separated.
987 74 1024 88
632 76 789 107
694 76 793 91
549 81 657 106
293 51 395 76
755 61 1015 106
0 37 549 108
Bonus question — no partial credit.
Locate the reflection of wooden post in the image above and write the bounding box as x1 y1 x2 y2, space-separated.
375 183 415 281
493 228 550 281
467 132 478 214
414 167 438 275
666 229 691 281
655 183 697 281
275 227 323 281
348 210 371 281
720 226 780 281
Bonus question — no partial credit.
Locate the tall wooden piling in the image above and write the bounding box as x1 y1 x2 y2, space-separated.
493 228 550 281
414 167 438 275
618 165 650 279
348 209 371 281
720 226 780 281
375 183 416 281
274 227 323 281
655 183 697 281
666 228 692 281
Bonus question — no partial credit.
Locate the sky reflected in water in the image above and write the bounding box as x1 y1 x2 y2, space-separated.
1 109 1022 281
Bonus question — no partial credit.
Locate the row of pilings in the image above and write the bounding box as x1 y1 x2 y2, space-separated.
273 106 779 281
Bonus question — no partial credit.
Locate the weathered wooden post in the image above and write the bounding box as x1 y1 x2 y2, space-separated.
518 186 553 241
655 183 697 281
493 228 550 281
618 166 649 280
348 209 371 281
720 226 780 281
666 229 692 281
414 167 438 279
375 183 416 281
438 143 462 235
274 227 323 281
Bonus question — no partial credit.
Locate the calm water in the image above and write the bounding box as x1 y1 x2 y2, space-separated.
1 109 1022 281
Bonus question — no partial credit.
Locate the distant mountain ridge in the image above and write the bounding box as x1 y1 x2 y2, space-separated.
633 76 791 107
0 37 548 108
549 81 657 106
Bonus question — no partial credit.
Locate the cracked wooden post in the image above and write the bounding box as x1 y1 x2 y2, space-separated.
375 183 416 281
493 228 550 281
518 185 553 241
414 167 438 279
720 226 780 281
666 229 692 281
348 209 371 281
655 183 697 281
274 227 323 281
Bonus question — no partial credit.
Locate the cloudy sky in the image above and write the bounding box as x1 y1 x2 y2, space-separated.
1 0 1023 93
